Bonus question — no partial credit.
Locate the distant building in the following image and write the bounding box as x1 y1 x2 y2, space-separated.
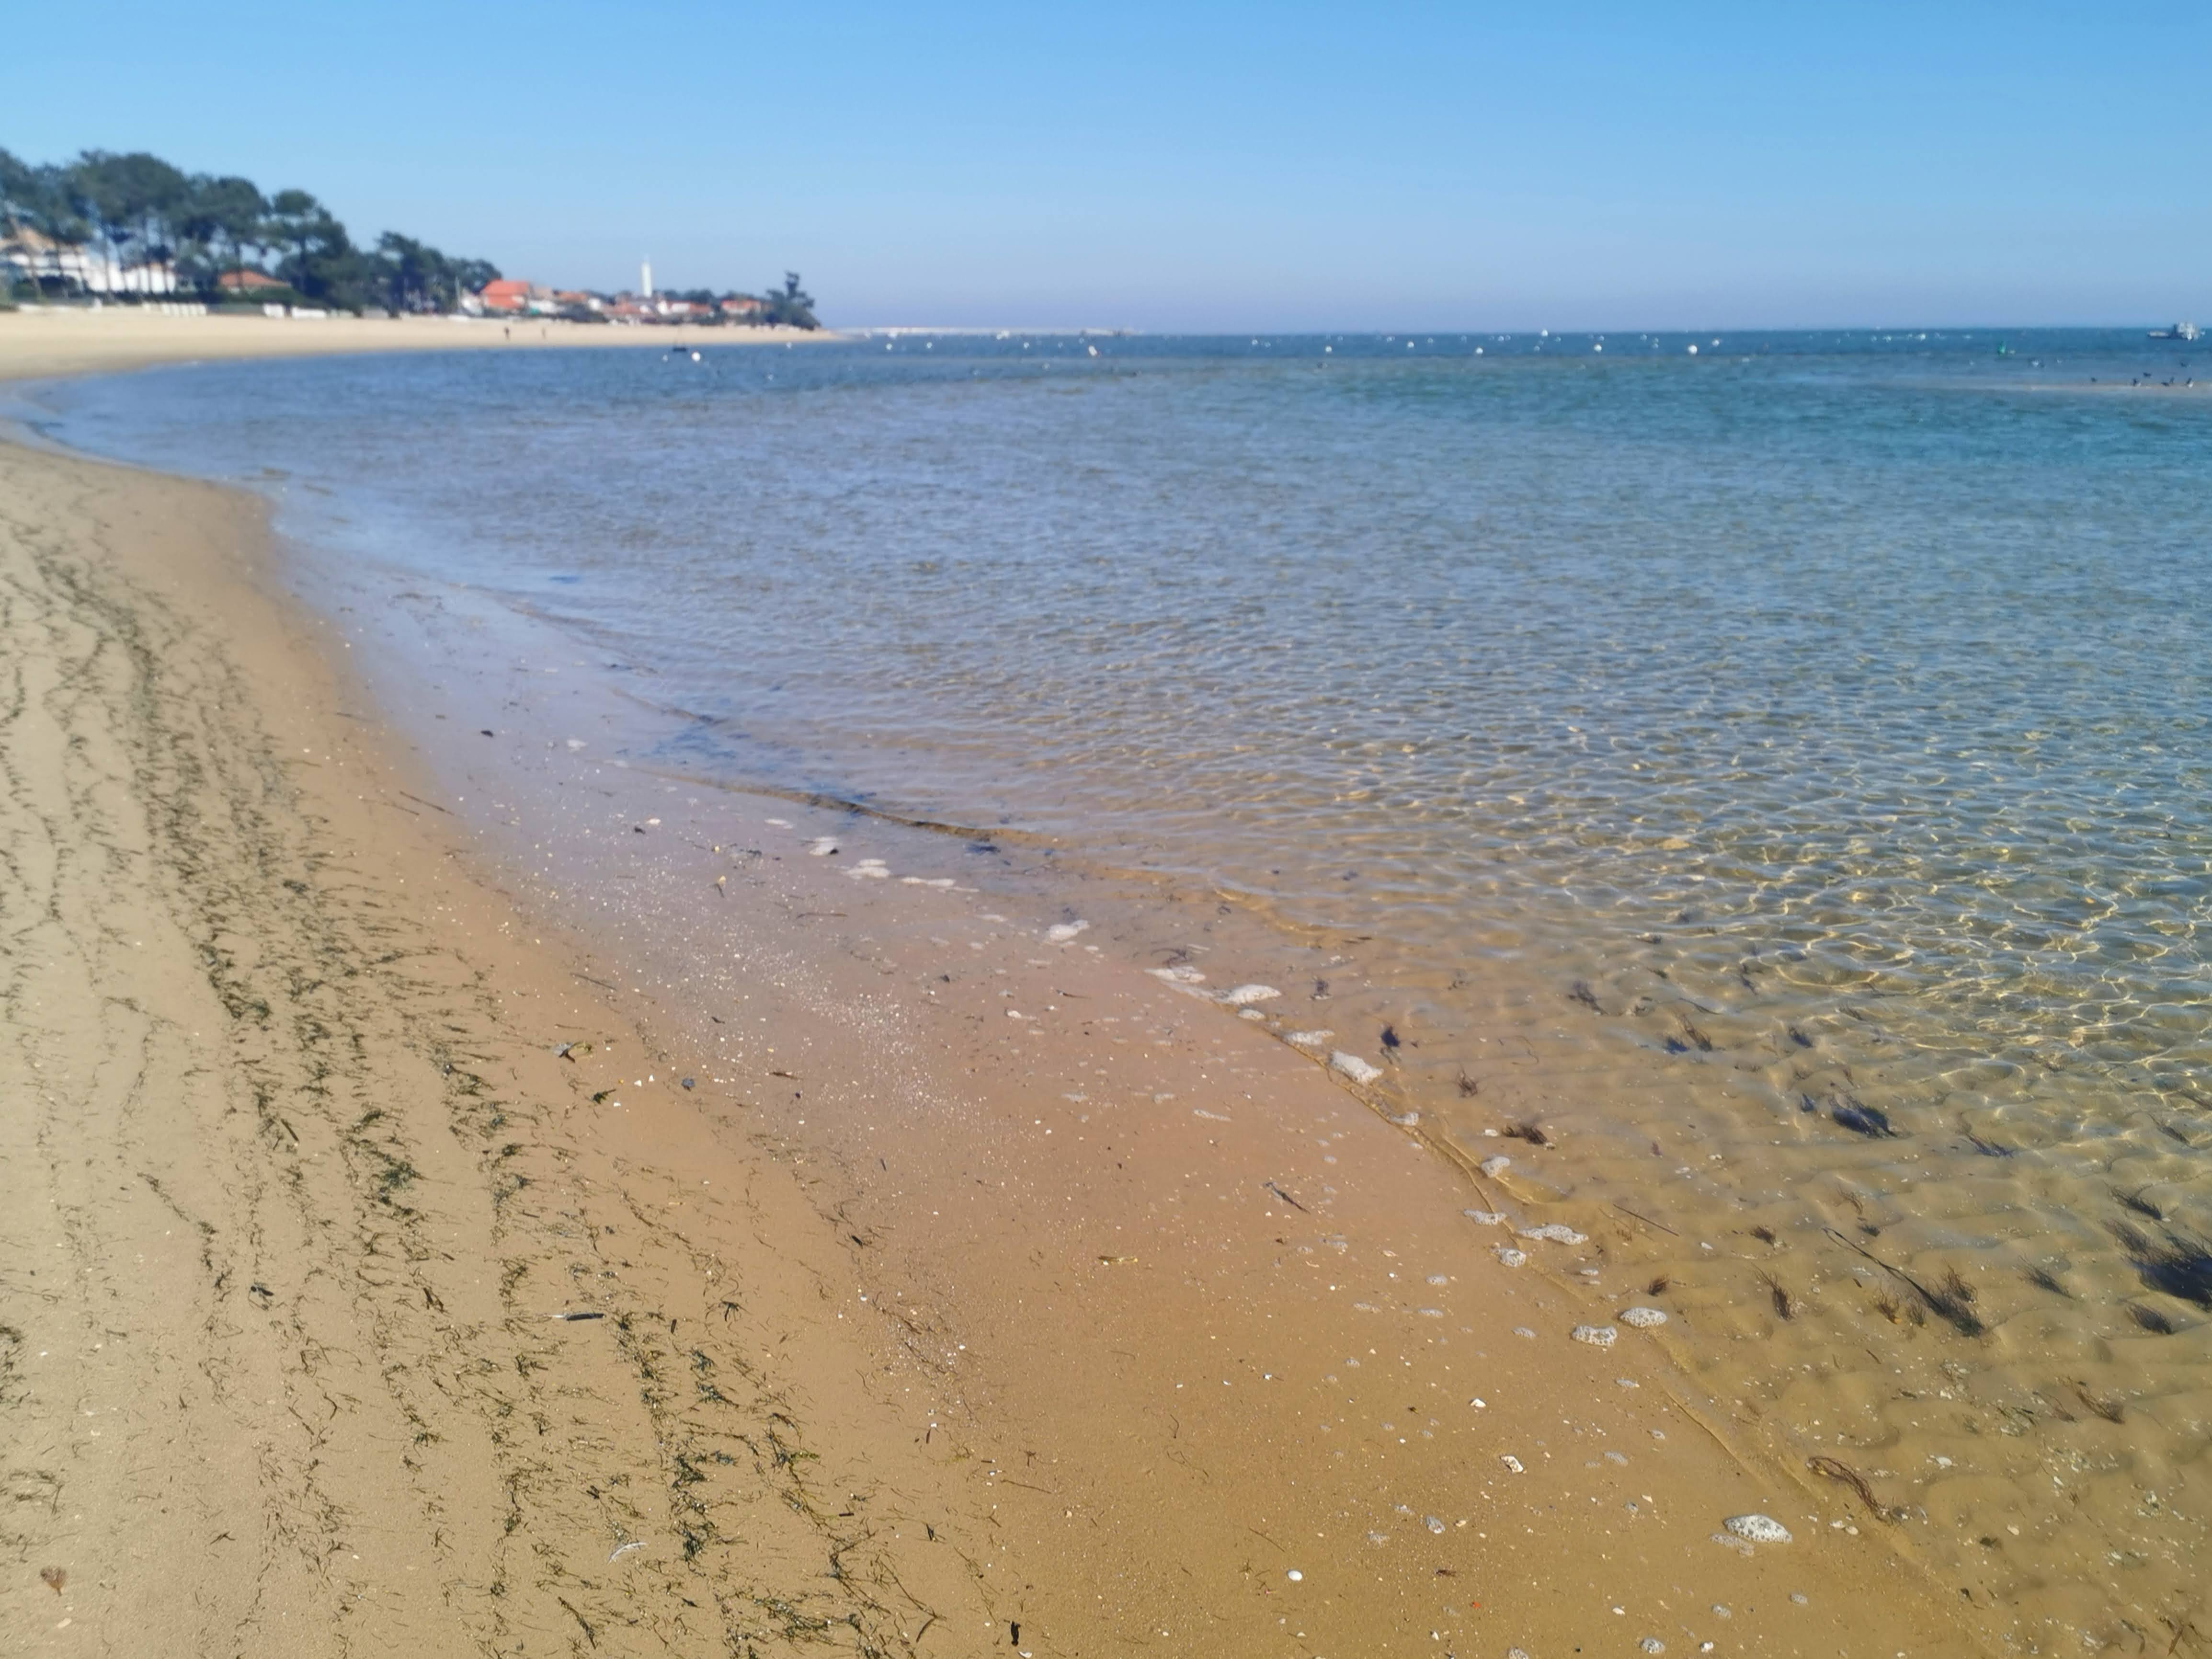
2 227 178 295
720 296 763 320
217 269 288 294
474 278 562 316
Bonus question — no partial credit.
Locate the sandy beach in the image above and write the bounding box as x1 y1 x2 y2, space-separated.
0 305 819 383
1 311 1992 1656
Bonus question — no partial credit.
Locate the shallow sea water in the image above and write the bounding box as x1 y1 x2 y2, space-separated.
45 329 2212 1644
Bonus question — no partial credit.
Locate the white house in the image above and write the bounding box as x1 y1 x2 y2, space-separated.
2 227 180 295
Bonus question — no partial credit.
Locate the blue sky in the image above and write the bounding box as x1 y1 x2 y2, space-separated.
10 1 2208 330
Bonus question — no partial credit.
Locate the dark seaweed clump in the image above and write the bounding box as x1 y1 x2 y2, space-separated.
1904 1264 1983 1337
1831 1098 1900 1138
2115 1188 2165 1222
2112 1223 2212 1309
2070 1382 2126 1422
1758 1271 1796 1321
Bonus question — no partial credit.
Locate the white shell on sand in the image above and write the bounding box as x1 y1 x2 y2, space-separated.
1148 964 1207 984
1330 1051 1383 1085
1500 1454 1525 1473
805 836 838 856
1724 1514 1792 1545
1570 1324 1618 1347
1285 1029 1334 1051
1519 1224 1587 1246
1478 1155 1512 1177
1046 920 1090 942
1462 1209 1507 1225
1619 1306 1668 1328
1219 983 1281 1006
1494 1247 1528 1267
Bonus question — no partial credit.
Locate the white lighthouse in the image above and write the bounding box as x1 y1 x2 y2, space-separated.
640 258 653 299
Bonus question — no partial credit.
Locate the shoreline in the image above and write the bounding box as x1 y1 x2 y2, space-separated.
0 315 1991 1655
0 305 828 384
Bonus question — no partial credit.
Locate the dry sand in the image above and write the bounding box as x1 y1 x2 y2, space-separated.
1 311 1991 1655
0 304 815 383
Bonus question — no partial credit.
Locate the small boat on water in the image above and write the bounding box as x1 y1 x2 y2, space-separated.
2147 321 2201 340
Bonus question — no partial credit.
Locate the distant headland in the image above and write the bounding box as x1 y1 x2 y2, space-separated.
0 146 818 328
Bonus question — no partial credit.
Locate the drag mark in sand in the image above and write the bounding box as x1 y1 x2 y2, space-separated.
0 446 981 1656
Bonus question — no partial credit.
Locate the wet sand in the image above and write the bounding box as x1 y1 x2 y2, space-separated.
1 316 1990 1655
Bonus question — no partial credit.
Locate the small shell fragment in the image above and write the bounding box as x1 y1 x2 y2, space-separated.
1570 1324 1619 1348
1046 920 1090 942
1724 1513 1793 1545
1500 1454 1525 1473
1619 1306 1668 1328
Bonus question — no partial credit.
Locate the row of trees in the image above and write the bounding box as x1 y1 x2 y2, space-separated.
0 148 499 313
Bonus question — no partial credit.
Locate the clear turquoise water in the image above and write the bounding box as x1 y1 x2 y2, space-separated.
47 331 2212 1129
44 331 2212 1627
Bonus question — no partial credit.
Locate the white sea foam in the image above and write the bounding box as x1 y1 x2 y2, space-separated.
1330 1051 1382 1085
1219 983 1281 1006
1519 1224 1586 1245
